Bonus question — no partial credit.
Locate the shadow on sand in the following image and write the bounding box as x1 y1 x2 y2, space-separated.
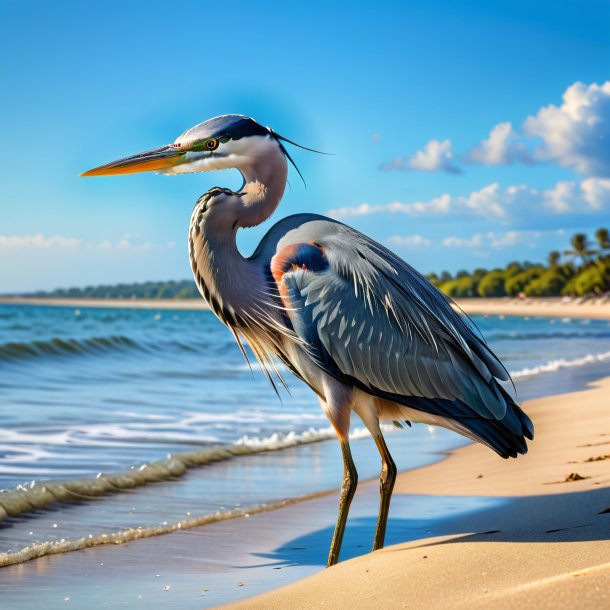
252 486 610 568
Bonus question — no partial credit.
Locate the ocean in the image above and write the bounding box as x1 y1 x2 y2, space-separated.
1 303 610 568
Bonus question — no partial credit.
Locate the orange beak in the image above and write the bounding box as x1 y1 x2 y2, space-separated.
80 145 185 176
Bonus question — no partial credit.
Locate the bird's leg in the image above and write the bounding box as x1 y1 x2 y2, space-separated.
327 439 358 567
372 431 397 551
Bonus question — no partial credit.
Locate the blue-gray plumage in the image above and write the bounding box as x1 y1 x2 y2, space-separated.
82 114 534 567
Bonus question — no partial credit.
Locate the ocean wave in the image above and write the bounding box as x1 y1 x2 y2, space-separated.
0 335 142 361
0 424 372 526
510 350 610 379
0 423 399 568
0 335 207 362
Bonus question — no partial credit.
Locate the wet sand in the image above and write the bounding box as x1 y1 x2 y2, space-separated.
3 295 610 321
230 378 610 609
1 378 608 608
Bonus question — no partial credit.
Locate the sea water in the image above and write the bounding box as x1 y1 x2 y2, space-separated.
1 304 610 565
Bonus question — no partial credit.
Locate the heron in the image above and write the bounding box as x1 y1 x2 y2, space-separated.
82 114 534 567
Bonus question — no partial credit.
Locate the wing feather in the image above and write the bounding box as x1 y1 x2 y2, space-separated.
270 219 518 425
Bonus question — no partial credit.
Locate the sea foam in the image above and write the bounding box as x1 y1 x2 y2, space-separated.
510 350 610 379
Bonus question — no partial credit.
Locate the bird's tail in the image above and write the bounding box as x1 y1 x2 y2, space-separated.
455 384 534 459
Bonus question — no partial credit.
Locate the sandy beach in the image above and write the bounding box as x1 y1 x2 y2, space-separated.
3 295 610 321
229 378 610 609
456 297 610 322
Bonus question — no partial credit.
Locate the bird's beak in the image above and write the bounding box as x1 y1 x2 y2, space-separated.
80 145 186 177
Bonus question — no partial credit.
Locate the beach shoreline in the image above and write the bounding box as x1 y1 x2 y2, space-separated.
1 299 609 608
2 295 610 321
0 377 608 608
228 378 610 609
456 296 610 322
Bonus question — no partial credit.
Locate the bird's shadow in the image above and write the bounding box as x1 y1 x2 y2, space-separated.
247 486 610 568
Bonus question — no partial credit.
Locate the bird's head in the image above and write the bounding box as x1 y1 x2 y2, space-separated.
81 114 317 183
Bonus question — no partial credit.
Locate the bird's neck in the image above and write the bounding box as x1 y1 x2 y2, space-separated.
189 144 288 318
237 148 288 229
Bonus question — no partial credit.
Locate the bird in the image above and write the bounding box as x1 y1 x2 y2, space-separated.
82 114 534 567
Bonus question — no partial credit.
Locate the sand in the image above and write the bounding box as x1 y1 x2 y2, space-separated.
2 295 610 321
227 378 610 609
456 296 610 322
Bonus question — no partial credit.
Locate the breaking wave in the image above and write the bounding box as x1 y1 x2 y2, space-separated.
0 425 377 526
511 350 610 379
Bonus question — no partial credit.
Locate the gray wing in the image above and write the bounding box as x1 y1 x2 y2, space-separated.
270 218 518 426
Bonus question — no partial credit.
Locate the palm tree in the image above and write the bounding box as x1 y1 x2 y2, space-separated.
595 227 610 253
547 250 561 268
563 233 597 266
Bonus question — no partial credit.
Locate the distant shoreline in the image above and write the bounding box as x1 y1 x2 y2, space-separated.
2 295 610 321
455 296 610 321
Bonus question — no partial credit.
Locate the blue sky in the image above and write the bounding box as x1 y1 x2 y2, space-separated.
1 1 609 292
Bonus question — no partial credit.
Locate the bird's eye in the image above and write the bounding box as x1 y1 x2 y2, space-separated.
206 138 219 151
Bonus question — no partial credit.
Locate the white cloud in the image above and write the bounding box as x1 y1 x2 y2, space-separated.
524 81 610 176
328 194 452 219
88 236 153 251
467 122 533 165
442 235 484 248
381 139 461 174
0 234 80 249
386 234 431 248
542 177 610 213
418 81 610 176
0 234 169 253
0 233 185 293
327 178 610 223
465 81 610 175
460 183 507 220
442 230 542 250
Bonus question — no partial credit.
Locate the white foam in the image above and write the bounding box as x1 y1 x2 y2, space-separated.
511 350 610 379
233 423 397 450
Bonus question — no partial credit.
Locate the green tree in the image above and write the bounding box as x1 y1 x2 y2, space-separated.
547 251 561 268
563 233 596 266
440 276 479 298
595 227 610 253
477 271 506 297
440 271 452 282
525 265 574 296
504 262 523 278
505 266 544 296
562 261 609 296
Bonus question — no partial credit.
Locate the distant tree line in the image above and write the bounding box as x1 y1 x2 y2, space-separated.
27 279 201 300
427 228 610 298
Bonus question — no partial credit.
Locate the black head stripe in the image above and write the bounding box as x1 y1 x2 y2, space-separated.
208 115 271 141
